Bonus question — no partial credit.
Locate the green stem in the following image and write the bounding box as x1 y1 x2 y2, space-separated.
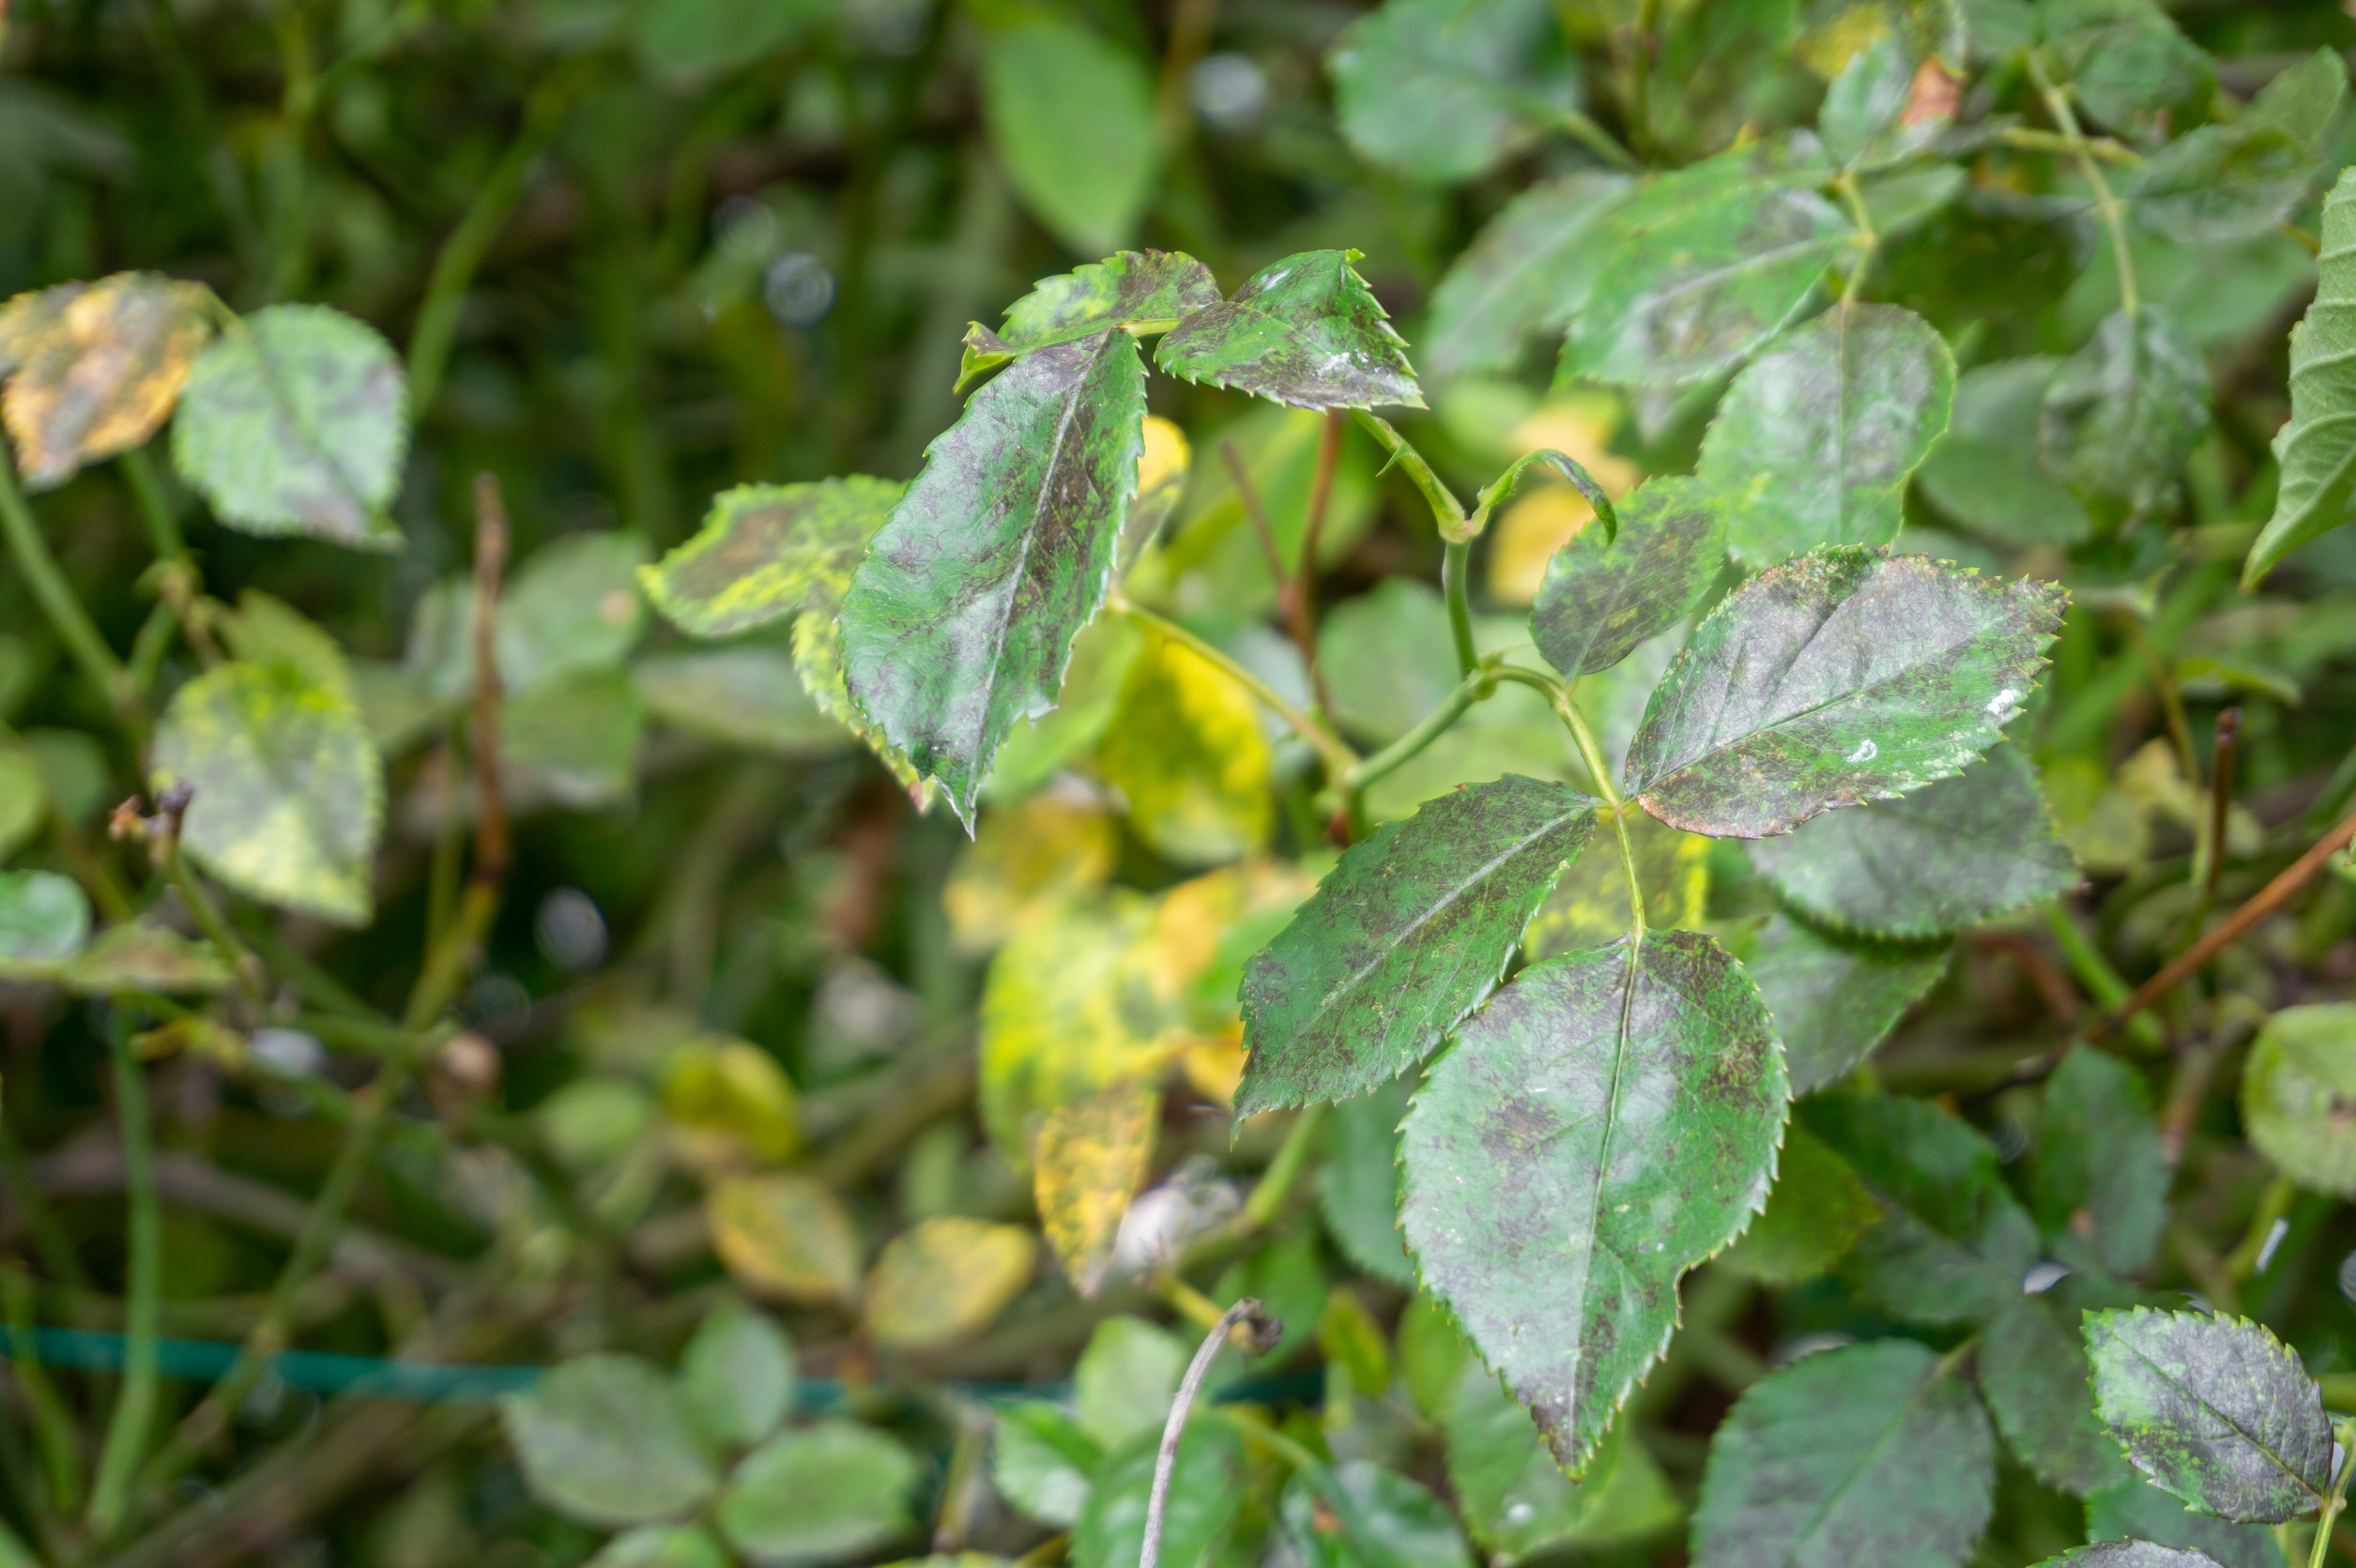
2042 904 2165 1049
1441 539 1478 677
1342 667 1488 799
87 1018 161 1538
1831 173 1878 304
1348 411 1467 541
1557 105 1643 173
161 839 266 1004
118 449 186 562
1 1268 84 1518
2224 1174 2297 1282
2307 1421 2356 1568
2028 52 2139 316
0 452 137 729
1109 597 1358 779
1239 1104 1327 1233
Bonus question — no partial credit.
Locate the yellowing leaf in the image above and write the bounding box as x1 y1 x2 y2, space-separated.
1126 415 1191 563
943 790 1119 955
662 1037 802 1164
1094 630 1272 866
1033 1079 1159 1297
863 1217 1036 1349
1523 813 1710 960
708 1173 862 1305
0 273 211 488
1179 1029 1247 1105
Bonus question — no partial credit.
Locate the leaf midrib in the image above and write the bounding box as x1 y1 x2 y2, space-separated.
2114 1334 2325 1506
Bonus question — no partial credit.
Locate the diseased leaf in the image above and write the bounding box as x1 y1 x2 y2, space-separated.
944 792 1119 955
500 1355 719 1528
999 251 1220 354
1530 475 1724 678
1320 1077 1415 1287
863 1217 1034 1350
1691 1338 1996 1568
715 1422 918 1566
1820 34 1944 171
979 18 1155 256
2039 308 2210 512
2031 1545 2227 1568
1522 810 1709 962
1558 164 1848 388
2036 1045 2168 1274
1739 913 1949 1092
0 869 88 962
2247 171 2356 586
1156 250 1422 412
151 661 383 926
662 1036 801 1163
839 331 1144 823
170 304 408 547
1423 175 1632 380
1327 0 1577 185
1033 1079 1157 1297
219 589 354 703
1981 1294 2134 1496
2126 127 2315 246
1093 628 1273 866
1445 1372 1682 1556
1913 358 2093 547
1400 930 1788 1471
1625 549 2065 838
2241 1004 2356 1196
639 479 899 639
1281 1459 1473 1568
1236 774 1597 1115
2085 1308 2333 1525
1719 1121 1881 1286
0 272 210 488
57 922 235 995
792 607 929 802
1746 746 2075 938
1696 302 1955 564
1801 1088 2040 1323
679 1300 796 1452
2089 1477 2288 1568
1072 1424 1243 1568
984 616 1145 801
706 1173 863 1305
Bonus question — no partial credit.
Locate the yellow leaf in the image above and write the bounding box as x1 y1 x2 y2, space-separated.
662 1037 802 1164
1033 1079 1159 1297
0 274 212 489
1523 813 1710 959
1487 397 1641 606
1094 631 1272 866
1179 1028 1247 1105
708 1173 861 1303
1126 415 1191 561
979 893 1175 1164
943 788 1119 955
863 1217 1036 1349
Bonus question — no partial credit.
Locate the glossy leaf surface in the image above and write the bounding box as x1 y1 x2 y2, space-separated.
1400 930 1787 1470
1529 475 1724 678
839 330 1145 824
640 479 899 639
1236 774 1597 1115
1696 301 1955 564
2087 1308 2333 1524
2248 170 2356 584
1625 549 2064 838
1156 250 1422 412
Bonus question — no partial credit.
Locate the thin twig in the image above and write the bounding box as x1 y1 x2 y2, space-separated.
1140 1299 1279 1568
2197 708 2241 915
1221 440 1288 587
467 474 510 888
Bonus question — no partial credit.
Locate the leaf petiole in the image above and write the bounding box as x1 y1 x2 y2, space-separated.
1348 410 1468 541
2027 51 2140 317
1495 663 1650 940
2307 1418 2356 1568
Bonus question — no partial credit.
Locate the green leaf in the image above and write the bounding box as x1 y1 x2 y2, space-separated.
1072 1424 1244 1568
628 0 824 83
996 251 1221 357
840 330 1145 824
715 1421 918 1565
678 1299 796 1451
1696 301 1955 564
1092 627 1273 865
1319 1078 1415 1287
1739 913 1949 1092
2243 48 2348 152
2089 1476 2287 1568
1529 475 1724 678
1320 578 1458 744
1076 1316 1188 1450
635 646 850 754
1522 809 1710 962
992 1401 1099 1528
497 532 652 695
1281 1459 1472 1568
1820 34 1940 171
1746 746 2075 938
1326 0 1577 185
2246 171 2356 586
585 1525 733 1568
1982 1292 2133 1494
1156 250 1422 412
1400 930 1787 1471
500 1354 720 1528
2035 1045 2167 1274
2031 1545 2228 1568
979 18 1155 256
1800 1088 2040 1323
1913 358 2093 548
1718 1121 1881 1286
0 869 88 961
985 615 1145 801
2085 1308 2333 1525
171 304 407 548
151 661 383 926
2039 308 2211 512
2126 127 2315 246
1236 774 1598 1115
1691 1338 1996 1568
0 741 43 862
498 671 646 814
1625 549 2065 838
2044 0 2215 138
1423 175 1632 381
2241 1004 2356 1195
639 480 900 639
1444 1371 1682 1556
1558 164 1848 388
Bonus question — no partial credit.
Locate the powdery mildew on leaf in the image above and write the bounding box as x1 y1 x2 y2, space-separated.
1000 251 1220 350
640 478 901 639
2039 308 2211 512
1691 1338 1995 1568
2034 1545 2228 1567
1739 912 1948 1091
839 330 1145 824
0 272 211 488
1235 774 1597 1115
1625 547 2065 838
1156 249 1423 411
1423 174 1631 380
1400 930 1788 1473
2088 1309 2333 1525
1529 474 1724 679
